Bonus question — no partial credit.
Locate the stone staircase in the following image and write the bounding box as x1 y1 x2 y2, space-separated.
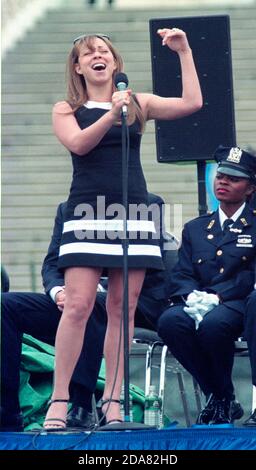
2 1 256 290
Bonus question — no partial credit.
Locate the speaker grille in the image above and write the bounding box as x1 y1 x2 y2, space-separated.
150 15 236 162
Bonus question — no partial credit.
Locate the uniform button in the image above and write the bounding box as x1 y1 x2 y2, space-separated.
219 267 224 273
197 259 202 264
207 234 214 239
242 256 247 261
216 250 223 256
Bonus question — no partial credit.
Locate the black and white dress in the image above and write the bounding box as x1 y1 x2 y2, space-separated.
58 101 163 271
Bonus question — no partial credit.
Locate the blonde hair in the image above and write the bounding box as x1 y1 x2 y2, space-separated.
66 35 145 132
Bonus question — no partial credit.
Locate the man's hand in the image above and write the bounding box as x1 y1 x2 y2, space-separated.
55 289 66 312
54 283 104 312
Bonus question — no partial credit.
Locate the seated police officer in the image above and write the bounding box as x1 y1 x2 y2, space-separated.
158 146 256 425
1 193 167 431
244 178 256 426
243 274 256 426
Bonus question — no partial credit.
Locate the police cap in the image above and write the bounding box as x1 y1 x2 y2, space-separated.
214 145 256 183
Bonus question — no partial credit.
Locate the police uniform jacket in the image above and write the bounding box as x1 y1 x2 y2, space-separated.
169 204 256 313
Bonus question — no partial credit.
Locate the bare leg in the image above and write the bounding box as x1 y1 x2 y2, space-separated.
102 268 145 422
44 267 102 428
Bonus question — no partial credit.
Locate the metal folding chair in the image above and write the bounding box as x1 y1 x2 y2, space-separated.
234 338 254 412
133 327 202 427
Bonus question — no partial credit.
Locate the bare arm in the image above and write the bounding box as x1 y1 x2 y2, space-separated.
52 90 131 156
137 28 203 121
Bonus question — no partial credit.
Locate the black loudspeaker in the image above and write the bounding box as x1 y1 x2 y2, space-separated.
150 15 236 163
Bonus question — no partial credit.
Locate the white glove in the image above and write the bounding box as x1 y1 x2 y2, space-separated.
193 290 219 309
184 290 219 329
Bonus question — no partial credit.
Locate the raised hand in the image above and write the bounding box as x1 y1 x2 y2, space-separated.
157 28 190 53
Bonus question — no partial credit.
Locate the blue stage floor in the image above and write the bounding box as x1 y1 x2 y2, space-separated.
1 427 256 451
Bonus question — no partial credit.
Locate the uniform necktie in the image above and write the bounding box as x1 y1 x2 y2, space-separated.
222 218 234 234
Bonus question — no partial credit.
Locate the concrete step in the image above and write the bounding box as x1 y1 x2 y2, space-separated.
4 56 256 74
7 79 256 99
8 38 256 57
2 92 256 106
43 6 256 21
5 48 256 65
34 18 256 34
15 29 256 44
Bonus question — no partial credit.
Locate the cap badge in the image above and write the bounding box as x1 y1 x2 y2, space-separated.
226 147 242 164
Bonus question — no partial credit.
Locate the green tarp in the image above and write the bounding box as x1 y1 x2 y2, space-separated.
20 334 146 430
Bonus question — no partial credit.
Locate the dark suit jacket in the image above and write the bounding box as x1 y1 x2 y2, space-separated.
1 266 10 293
41 203 66 293
41 193 169 330
169 204 256 313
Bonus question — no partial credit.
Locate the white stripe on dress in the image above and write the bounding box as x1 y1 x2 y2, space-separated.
59 242 161 257
63 219 156 234
84 101 112 110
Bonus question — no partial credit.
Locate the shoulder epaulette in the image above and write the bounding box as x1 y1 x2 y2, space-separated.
190 211 213 223
200 211 213 218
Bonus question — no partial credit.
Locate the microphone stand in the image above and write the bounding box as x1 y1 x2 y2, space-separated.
121 111 131 423
100 111 153 431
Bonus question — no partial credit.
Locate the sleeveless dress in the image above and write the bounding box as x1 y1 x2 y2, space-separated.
58 101 163 271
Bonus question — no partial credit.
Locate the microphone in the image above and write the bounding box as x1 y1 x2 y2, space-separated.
114 72 129 117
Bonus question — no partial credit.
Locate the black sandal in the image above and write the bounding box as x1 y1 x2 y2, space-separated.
100 398 123 425
43 399 69 431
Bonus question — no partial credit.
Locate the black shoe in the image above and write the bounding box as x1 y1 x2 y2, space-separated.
0 409 24 432
96 400 104 423
243 409 256 427
196 394 217 424
209 398 231 424
230 400 244 421
66 406 96 429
